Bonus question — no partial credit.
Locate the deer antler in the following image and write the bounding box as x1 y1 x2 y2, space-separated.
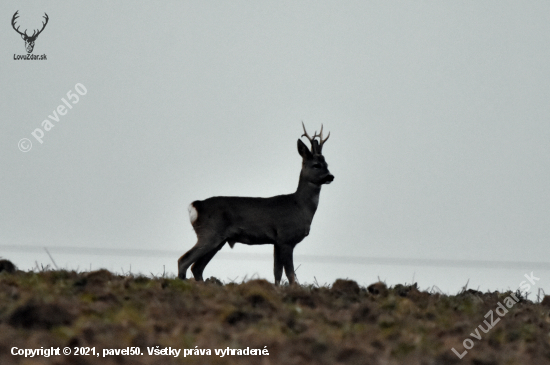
301 122 330 154
313 124 330 150
32 13 49 39
12 11 49 40
301 121 315 144
11 11 26 37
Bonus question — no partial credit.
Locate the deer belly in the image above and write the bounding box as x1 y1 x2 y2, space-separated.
228 229 276 246
228 225 308 246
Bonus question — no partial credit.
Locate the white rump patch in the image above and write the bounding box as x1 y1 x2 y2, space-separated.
188 203 198 224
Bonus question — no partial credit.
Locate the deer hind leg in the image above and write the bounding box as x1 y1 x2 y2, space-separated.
191 242 226 281
274 244 295 285
178 234 223 280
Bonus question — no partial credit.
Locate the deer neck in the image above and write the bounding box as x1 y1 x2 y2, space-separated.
295 173 322 217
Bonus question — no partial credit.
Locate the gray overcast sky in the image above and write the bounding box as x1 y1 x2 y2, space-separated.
1 1 549 293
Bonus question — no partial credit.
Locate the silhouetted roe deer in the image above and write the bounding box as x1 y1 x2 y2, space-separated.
178 123 334 285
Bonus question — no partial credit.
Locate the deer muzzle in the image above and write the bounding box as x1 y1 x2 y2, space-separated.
322 174 334 184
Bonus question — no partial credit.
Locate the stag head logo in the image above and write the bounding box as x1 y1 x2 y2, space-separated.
11 11 49 54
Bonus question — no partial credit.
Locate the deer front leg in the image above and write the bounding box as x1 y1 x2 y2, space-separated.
282 245 296 285
273 245 284 285
274 244 295 285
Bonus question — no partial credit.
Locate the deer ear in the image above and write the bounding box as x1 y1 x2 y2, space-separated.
297 139 312 160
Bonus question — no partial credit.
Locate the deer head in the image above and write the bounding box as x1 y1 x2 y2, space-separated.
299 122 334 185
12 11 49 54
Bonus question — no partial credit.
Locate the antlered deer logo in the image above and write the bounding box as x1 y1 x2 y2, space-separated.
11 11 49 54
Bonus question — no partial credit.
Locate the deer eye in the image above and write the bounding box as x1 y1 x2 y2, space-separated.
312 163 322 169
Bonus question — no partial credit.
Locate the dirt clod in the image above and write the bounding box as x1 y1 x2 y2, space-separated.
368 281 388 296
0 259 16 273
8 301 74 329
